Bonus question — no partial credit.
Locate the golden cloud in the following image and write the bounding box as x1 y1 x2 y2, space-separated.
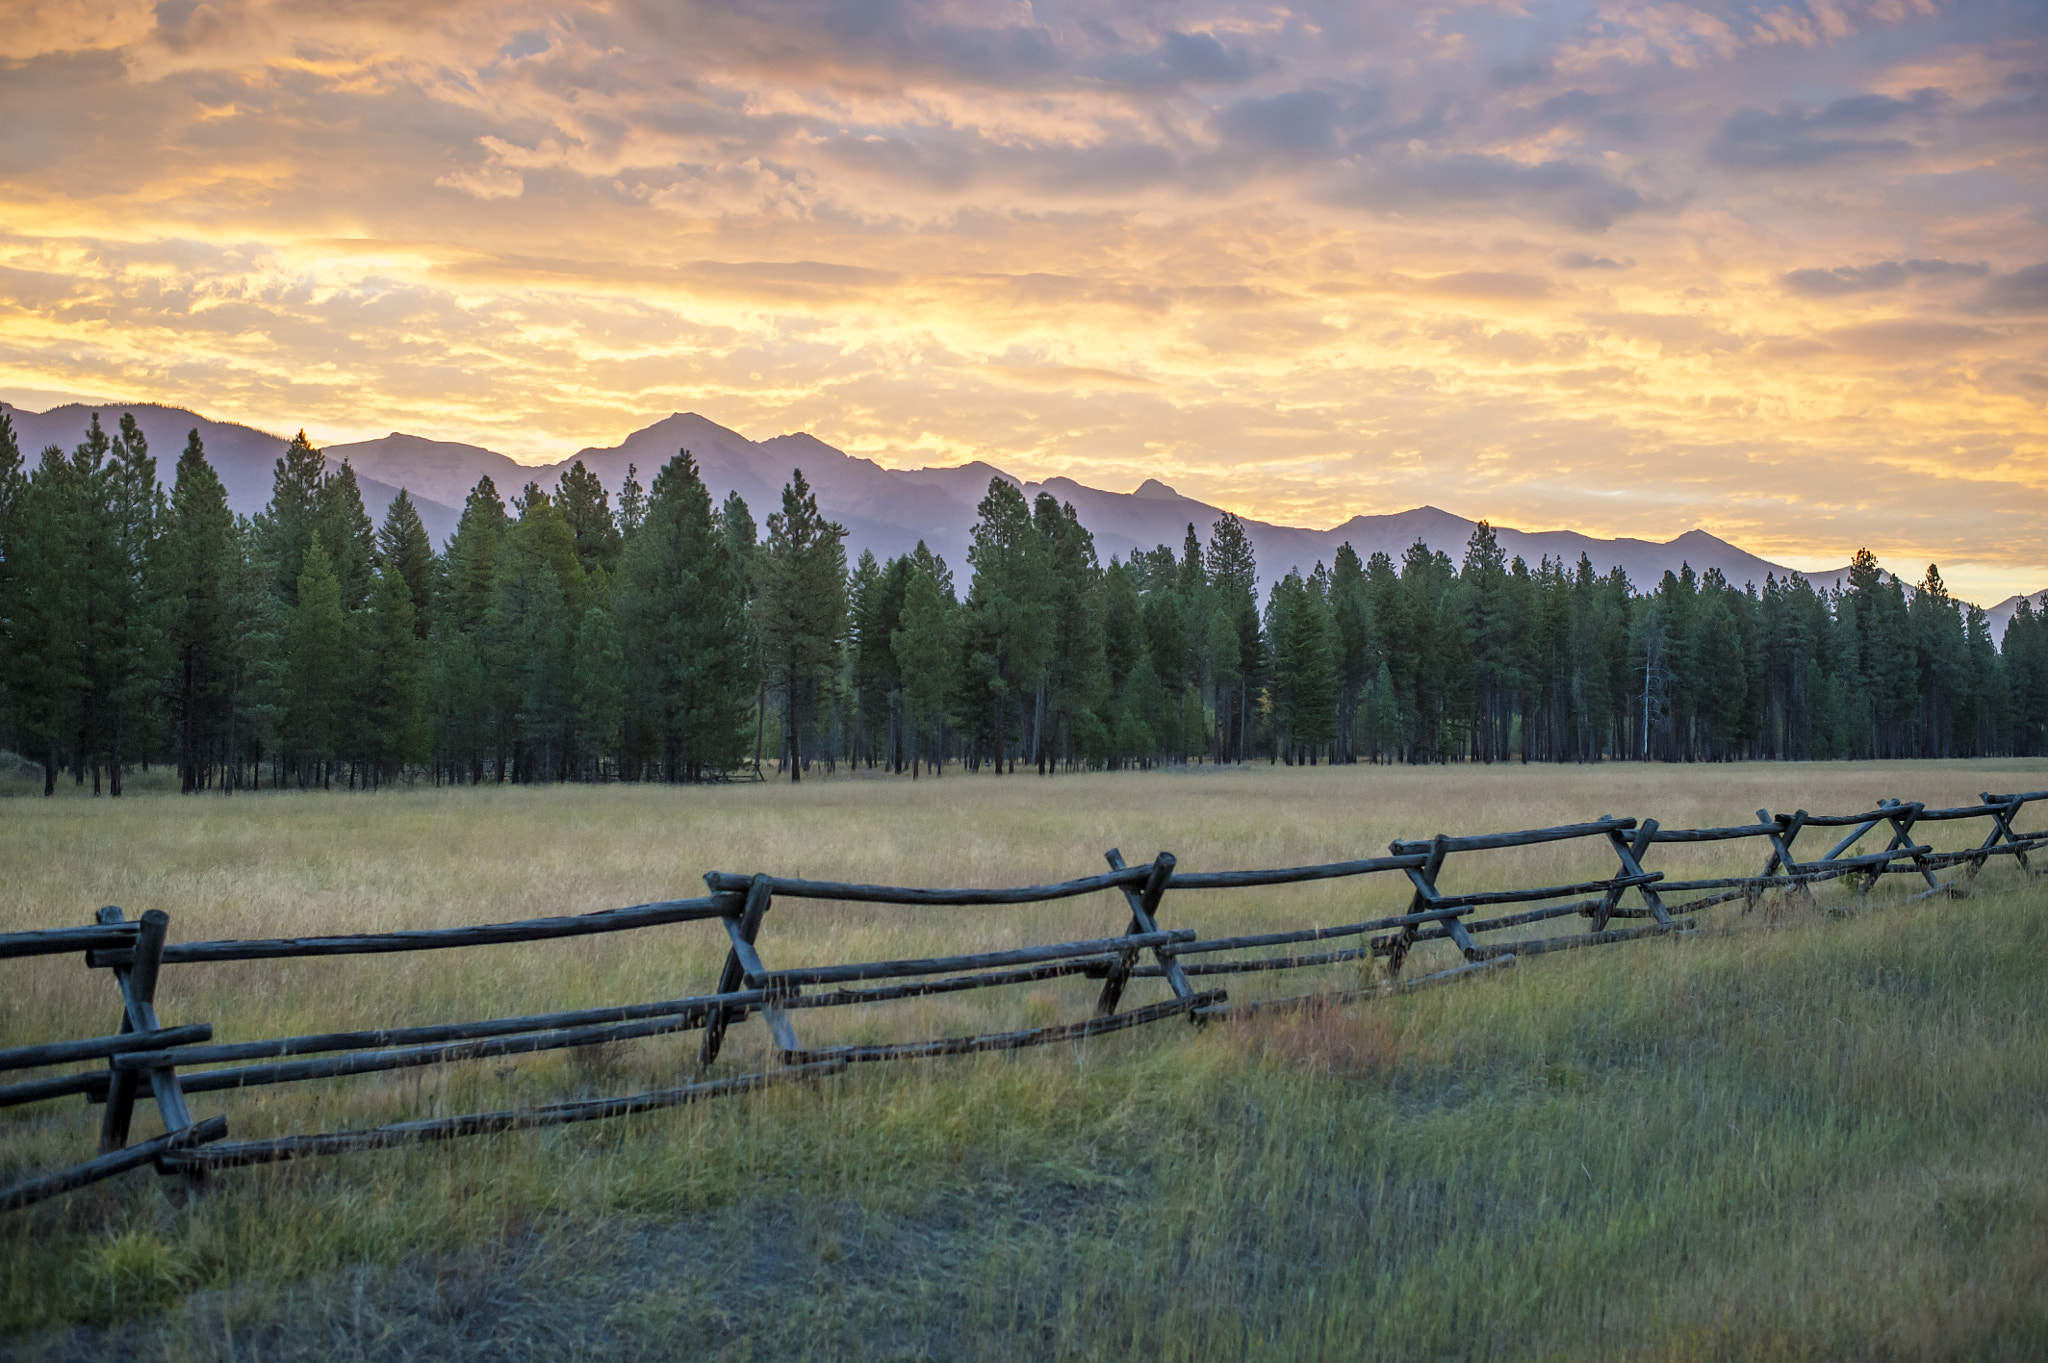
0 0 2043 602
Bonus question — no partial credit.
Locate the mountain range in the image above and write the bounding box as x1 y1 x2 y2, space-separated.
7 398 2041 639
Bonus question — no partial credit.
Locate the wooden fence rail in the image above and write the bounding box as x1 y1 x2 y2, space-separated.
3 789 2044 1211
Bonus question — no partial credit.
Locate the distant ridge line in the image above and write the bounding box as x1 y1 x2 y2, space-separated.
1 397 2021 617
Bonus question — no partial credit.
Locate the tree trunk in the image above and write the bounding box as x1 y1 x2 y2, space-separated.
786 674 803 782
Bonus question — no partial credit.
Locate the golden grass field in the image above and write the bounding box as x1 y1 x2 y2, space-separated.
3 760 2046 1359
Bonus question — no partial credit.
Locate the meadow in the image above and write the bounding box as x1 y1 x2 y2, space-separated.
2 760 2046 1359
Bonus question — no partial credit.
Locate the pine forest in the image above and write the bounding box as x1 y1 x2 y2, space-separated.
3 411 2046 795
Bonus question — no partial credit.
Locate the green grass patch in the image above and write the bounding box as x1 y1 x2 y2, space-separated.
6 875 2045 1359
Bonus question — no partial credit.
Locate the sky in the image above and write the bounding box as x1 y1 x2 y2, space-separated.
1 1 2044 600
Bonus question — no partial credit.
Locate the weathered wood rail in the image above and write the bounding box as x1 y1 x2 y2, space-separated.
3 790 2042 1211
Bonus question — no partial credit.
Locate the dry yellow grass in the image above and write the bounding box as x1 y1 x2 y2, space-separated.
3 760 2046 1358
6 759 2041 1054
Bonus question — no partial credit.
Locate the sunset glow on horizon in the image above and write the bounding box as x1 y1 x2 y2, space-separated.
2 0 2045 599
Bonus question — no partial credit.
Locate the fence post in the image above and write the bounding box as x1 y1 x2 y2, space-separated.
1596 818 1671 931
1757 811 1817 909
1973 793 2032 878
1862 801 1937 894
96 908 200 1164
1095 851 1189 1016
1388 835 1462 975
700 877 781 1067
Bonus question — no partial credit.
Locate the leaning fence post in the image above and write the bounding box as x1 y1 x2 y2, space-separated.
96 908 200 1160
1596 817 1670 931
698 878 771 1068
726 879 801 1060
1387 835 1459 976
1758 810 1817 909
1863 801 1937 894
2008 795 2038 874
1095 851 1189 1017
1851 798 1900 894
1974 793 2032 878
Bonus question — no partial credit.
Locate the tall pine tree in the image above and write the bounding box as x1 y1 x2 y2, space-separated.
759 468 847 780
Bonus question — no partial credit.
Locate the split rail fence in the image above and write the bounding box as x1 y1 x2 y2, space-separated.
4 789 2044 1213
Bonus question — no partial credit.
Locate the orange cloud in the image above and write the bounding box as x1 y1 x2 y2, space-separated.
0 0 2044 601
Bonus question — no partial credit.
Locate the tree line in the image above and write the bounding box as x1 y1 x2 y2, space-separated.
3 412 2046 794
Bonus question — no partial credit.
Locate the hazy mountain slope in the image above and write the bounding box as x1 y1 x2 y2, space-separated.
1016 476 1328 578
552 411 780 513
1315 513 1799 591
3 398 1858 605
2 402 461 545
1987 589 2048 645
325 432 532 515
550 417 983 569
976 481 1793 592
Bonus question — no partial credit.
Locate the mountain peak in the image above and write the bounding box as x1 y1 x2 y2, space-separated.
0 395 1855 617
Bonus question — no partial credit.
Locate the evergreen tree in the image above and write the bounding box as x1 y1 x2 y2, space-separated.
617 463 647 538
376 489 435 638
55 415 116 791
572 605 626 779
309 462 381 787
1143 589 1190 700
442 476 509 636
1848 548 1917 757
1036 496 1106 772
363 557 430 782
1203 606 1241 760
1328 543 1371 762
557 460 623 583
262 431 327 606
1460 521 1515 763
2008 599 2048 754
225 514 284 791
7 442 87 793
1910 564 1968 757
758 468 848 780
893 561 959 777
847 549 896 768
0 412 21 758
1206 512 1261 761
719 489 764 773
283 540 348 787
961 479 1054 773
1959 603 2005 756
99 413 162 793
1265 568 1337 763
44 414 132 793
432 629 489 783
1827 586 1870 757
1389 540 1461 762
1115 650 1167 768
1568 556 1630 761
432 477 508 781
160 430 237 791
489 484 584 781
1363 660 1401 761
620 450 753 780
318 460 378 611
513 566 573 780
1290 569 1338 761
1100 559 1145 695
0 410 21 558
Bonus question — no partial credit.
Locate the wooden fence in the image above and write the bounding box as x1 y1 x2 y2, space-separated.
4 789 2044 1212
